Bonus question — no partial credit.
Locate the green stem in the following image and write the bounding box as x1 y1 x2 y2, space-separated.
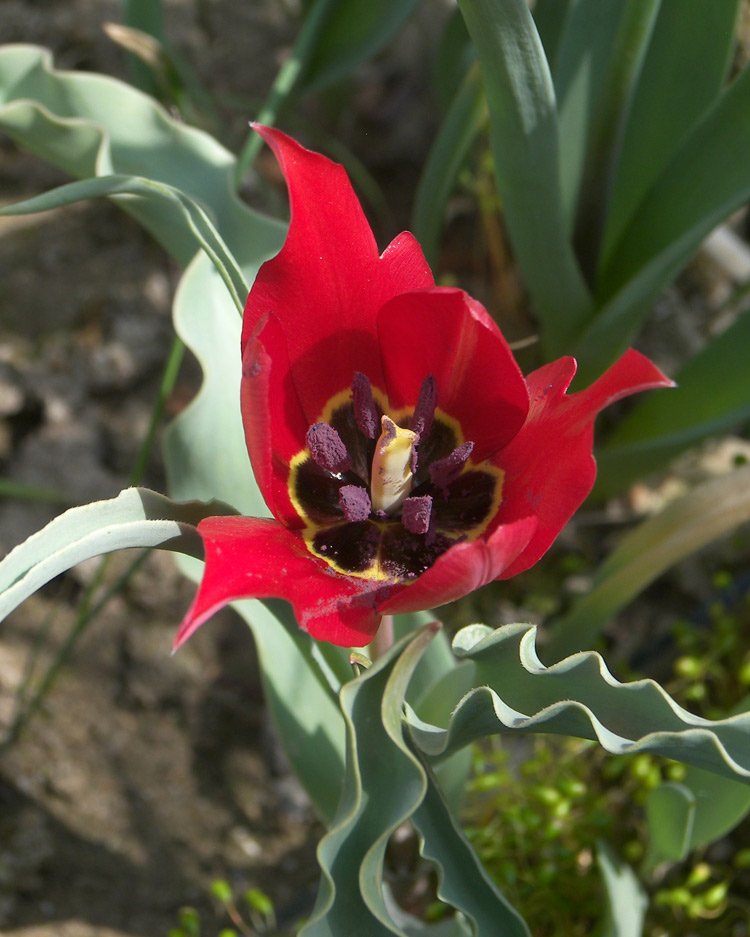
129 334 185 486
573 0 662 286
234 0 336 186
0 549 151 750
372 614 395 660
0 478 72 506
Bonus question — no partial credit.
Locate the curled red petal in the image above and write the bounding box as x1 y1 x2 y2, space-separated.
377 288 529 461
379 516 538 617
241 313 308 528
493 349 674 579
173 516 385 650
243 126 433 421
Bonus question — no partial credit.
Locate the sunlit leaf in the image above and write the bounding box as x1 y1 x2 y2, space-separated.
1 175 249 313
0 488 236 624
302 626 438 936
411 760 531 937
594 313 750 498
644 782 695 867
303 625 531 936
0 44 283 274
547 466 750 657
597 841 648 937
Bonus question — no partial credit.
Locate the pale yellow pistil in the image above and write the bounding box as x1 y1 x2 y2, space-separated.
370 415 417 514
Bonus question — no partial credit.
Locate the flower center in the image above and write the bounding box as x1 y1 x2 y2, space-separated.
288 372 502 582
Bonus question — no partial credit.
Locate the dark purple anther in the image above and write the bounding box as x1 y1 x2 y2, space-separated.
352 372 379 439
307 422 352 474
402 495 433 535
339 484 372 522
430 441 474 492
411 374 437 439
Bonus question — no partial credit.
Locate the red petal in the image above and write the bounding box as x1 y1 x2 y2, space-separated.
377 288 529 461
173 516 384 649
380 517 537 616
243 126 433 421
241 313 307 528
494 349 673 579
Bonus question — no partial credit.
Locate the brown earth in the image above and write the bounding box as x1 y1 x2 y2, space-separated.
3 3 750 936
0 1 444 934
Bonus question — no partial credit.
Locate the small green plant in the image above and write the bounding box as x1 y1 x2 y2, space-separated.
167 881 275 937
669 569 750 718
464 738 642 936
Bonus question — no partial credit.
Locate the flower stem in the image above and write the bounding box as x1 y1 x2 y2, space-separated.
234 0 336 186
372 614 395 660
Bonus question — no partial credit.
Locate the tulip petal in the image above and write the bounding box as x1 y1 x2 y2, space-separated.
377 288 529 461
494 349 674 579
379 516 537 616
173 516 385 649
243 126 433 421
241 313 308 528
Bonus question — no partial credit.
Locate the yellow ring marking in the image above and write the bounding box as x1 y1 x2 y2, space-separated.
287 384 504 582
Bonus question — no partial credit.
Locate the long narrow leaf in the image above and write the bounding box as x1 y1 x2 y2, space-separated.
594 312 750 497
301 0 422 93
302 627 437 937
121 0 165 94
546 466 750 658
597 842 648 937
457 0 592 356
531 0 578 73
302 624 531 936
1 175 249 313
602 0 741 264
0 488 236 624
163 253 262 514
236 599 348 824
572 0 662 283
0 45 284 274
575 61 750 377
551 0 625 229
412 65 485 270
161 252 349 824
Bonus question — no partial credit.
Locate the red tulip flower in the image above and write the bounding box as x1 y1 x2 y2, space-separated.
174 126 671 649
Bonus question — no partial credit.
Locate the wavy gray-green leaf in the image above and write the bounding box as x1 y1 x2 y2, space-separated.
302 627 438 937
0 174 248 313
0 44 283 275
407 624 750 785
0 488 237 625
303 625 531 937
